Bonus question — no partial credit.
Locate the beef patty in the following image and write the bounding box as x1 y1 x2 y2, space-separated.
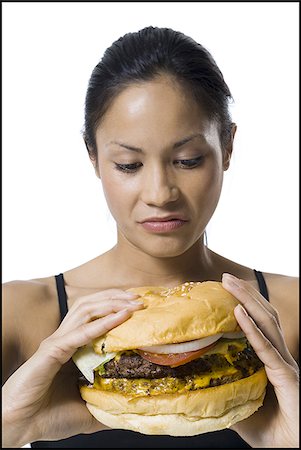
100 344 262 379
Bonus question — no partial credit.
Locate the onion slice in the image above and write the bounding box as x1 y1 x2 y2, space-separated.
223 331 245 339
138 333 223 354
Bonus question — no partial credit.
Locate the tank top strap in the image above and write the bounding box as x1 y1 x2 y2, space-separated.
253 269 269 302
55 273 68 322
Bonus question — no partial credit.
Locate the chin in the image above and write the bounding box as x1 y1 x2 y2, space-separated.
135 236 197 258
74 281 267 436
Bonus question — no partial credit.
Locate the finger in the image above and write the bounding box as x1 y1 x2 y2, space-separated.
10 309 135 395
234 304 299 384
71 289 141 309
58 298 144 332
222 273 289 361
68 290 141 317
39 308 134 369
222 273 280 325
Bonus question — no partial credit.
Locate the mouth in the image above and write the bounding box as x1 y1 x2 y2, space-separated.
139 218 189 233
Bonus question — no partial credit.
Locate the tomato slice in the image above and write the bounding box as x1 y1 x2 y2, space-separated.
136 342 217 368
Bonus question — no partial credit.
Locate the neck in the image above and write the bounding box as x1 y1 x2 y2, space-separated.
110 232 214 288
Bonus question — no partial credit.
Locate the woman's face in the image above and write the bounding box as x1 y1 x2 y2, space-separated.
94 76 231 257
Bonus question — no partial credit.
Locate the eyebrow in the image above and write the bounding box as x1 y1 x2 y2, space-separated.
109 133 205 153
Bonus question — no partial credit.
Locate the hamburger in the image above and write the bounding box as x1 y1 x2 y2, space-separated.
73 281 267 436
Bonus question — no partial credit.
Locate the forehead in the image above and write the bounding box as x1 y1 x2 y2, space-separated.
95 76 219 149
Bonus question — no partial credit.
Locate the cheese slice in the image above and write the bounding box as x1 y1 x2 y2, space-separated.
205 338 247 357
73 339 247 384
192 366 239 389
72 345 116 383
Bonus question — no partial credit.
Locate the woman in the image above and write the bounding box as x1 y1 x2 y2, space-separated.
2 26 299 448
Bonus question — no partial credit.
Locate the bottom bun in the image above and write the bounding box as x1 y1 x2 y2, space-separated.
86 393 265 436
81 368 267 436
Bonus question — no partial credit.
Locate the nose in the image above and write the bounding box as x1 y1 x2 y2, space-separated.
140 164 180 207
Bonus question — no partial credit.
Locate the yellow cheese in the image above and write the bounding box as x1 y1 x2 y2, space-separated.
94 359 242 396
192 366 239 389
205 338 247 357
93 339 249 396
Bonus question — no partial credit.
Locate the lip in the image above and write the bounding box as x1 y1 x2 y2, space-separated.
139 215 188 223
139 217 188 233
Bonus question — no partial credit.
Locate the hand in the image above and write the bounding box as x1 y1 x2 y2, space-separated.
2 289 144 447
222 273 299 448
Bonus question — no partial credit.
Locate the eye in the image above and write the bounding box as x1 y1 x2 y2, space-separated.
114 162 142 173
113 156 204 173
175 156 204 169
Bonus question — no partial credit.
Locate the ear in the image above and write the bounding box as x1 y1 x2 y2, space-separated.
223 123 237 171
84 138 101 178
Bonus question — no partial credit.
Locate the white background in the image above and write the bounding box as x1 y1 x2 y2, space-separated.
2 1 299 284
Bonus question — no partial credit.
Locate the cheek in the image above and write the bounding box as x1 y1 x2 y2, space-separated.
100 171 136 219
101 177 121 209
206 164 223 196
188 160 223 206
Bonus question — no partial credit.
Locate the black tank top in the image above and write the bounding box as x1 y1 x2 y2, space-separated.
31 270 269 448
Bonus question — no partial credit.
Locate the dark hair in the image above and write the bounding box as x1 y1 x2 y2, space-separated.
84 26 234 160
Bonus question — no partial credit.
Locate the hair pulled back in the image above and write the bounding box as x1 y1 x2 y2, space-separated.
84 26 233 159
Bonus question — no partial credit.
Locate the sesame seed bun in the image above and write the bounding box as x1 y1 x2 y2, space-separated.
80 281 267 436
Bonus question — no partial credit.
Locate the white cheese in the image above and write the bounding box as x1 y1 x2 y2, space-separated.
72 345 116 383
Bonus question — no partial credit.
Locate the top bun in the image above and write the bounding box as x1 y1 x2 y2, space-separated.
93 281 242 354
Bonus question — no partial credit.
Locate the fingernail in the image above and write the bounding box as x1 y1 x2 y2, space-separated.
128 300 144 305
124 292 141 298
235 304 248 315
222 273 239 285
223 273 236 280
114 308 131 317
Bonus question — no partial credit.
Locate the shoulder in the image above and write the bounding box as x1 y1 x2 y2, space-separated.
213 250 299 361
2 277 61 371
263 272 299 361
263 271 298 309
3 277 59 321
3 277 55 302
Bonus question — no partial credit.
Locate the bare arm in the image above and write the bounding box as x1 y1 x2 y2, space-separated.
223 273 299 448
2 282 24 384
2 284 144 447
